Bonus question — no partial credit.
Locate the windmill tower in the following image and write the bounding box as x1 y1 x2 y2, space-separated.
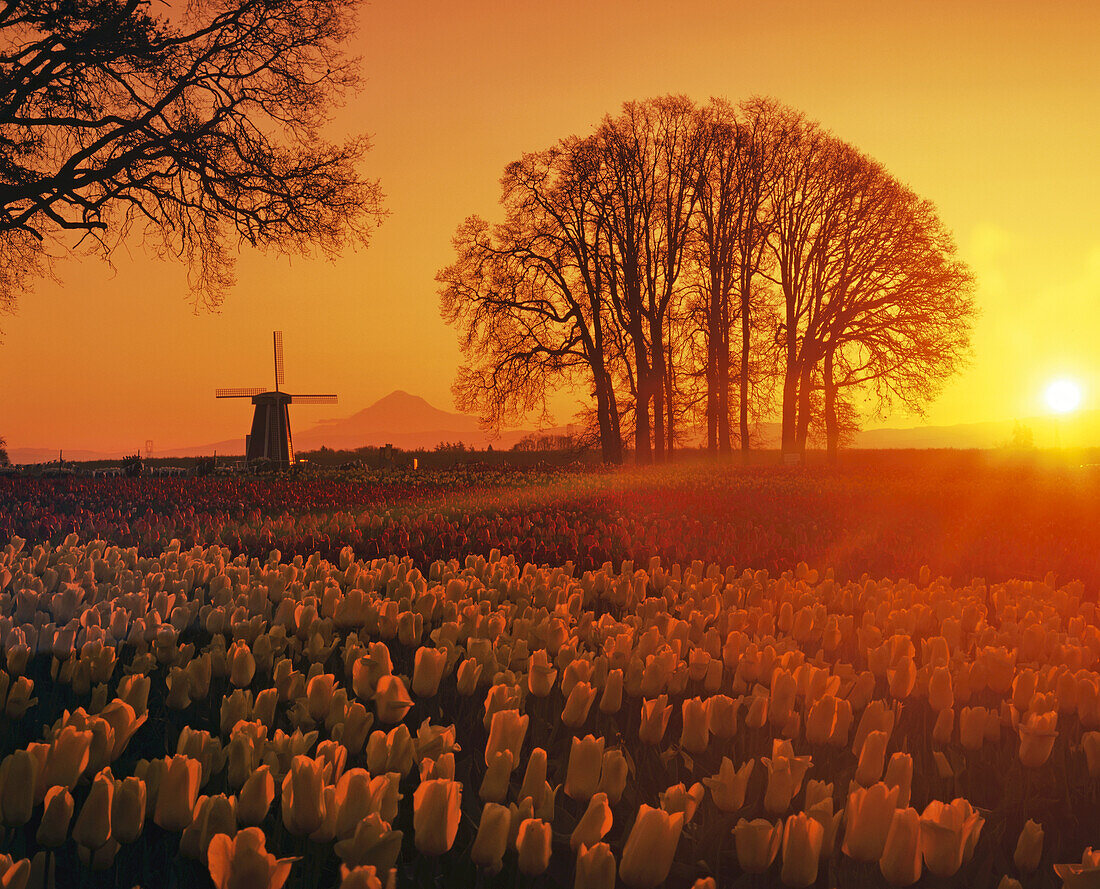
216 331 337 466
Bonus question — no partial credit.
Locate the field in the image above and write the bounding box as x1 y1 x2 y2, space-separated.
1 453 1099 888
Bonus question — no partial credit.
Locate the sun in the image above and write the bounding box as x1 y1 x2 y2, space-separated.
1045 378 1083 414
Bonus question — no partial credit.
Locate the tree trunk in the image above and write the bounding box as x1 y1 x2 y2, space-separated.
795 361 814 457
824 347 839 463
781 358 799 457
633 332 652 464
739 287 751 460
594 368 623 464
650 315 666 463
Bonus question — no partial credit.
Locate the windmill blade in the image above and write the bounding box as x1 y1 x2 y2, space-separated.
273 330 285 391
289 394 338 404
216 387 265 398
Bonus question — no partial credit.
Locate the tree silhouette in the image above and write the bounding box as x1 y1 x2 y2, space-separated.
0 0 384 318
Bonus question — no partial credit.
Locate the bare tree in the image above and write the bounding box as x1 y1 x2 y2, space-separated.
438 137 624 463
0 0 384 315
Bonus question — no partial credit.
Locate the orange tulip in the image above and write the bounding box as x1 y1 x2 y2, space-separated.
780 812 823 888
565 735 605 801
413 779 461 856
619 805 684 889
208 827 297 889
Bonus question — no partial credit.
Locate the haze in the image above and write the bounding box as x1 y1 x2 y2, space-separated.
2 0 1097 453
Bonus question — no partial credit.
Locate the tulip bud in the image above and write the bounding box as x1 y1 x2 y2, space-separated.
680 697 710 753
519 748 548 807
516 818 552 876
208 827 297 889
1 750 37 826
527 651 558 698
598 669 623 714
227 641 255 688
619 805 684 889
485 709 528 768
571 793 612 851
884 752 913 808
734 818 782 873
112 776 146 844
37 786 75 847
281 755 327 837
412 647 447 698
745 694 768 728
154 755 201 832
1017 711 1058 768
565 735 605 801
562 682 597 727
928 667 954 712
1013 819 1043 873
706 694 739 738
470 803 510 874
480 750 514 803
842 782 900 861
73 769 114 851
372 675 413 725
919 798 984 878
576 842 616 889
780 812 823 888
596 749 628 805
44 725 92 790
639 695 672 745
413 779 461 856
238 765 275 827
878 807 922 886
932 707 954 745
456 658 483 696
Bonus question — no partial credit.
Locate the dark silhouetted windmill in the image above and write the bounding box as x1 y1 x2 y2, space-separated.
216 331 337 466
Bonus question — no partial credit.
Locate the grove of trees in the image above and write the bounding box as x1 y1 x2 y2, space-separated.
439 96 975 464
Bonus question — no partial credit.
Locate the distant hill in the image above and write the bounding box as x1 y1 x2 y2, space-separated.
9 393 1099 463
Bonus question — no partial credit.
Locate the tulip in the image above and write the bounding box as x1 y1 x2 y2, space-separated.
306 674 337 724
928 666 954 712
338 865 388 889
281 755 327 837
781 812 823 888
565 735 605 801
480 750 514 803
334 814 403 870
596 749 628 805
660 782 704 824
37 786 74 847
562 682 598 727
703 757 753 812
680 697 711 753
619 805 684 889
959 706 987 750
576 842 616 889
227 641 255 688
527 651 558 697
734 818 782 873
855 729 889 786
745 694 768 728
44 725 92 790
762 755 811 816
455 658 483 696
181 794 236 863
112 776 146 844
238 765 275 827
1055 846 1100 888
73 769 114 851
878 807 922 886
919 798 984 878
639 695 673 745
1013 819 1043 873
933 707 954 744
571 793 613 850
516 818 552 876
1017 711 1058 768
208 827 297 889
829 698 853 747
154 754 201 832
470 803 510 874
1084 732 1100 776
372 675 413 725
599 669 623 714
884 752 913 808
0 750 37 826
805 696 837 745
412 647 447 698
852 701 894 756
413 779 461 856
842 782 900 861
485 709 528 768
519 748 548 806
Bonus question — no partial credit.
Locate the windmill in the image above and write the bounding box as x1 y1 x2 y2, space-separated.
216 331 337 466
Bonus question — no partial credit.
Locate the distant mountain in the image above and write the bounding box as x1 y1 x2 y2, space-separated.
10 393 1099 463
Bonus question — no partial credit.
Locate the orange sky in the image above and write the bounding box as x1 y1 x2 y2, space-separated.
2 0 1099 453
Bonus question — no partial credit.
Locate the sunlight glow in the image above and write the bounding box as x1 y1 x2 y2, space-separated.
1045 378 1083 414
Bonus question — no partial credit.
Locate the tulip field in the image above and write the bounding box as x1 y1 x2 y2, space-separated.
2 457 1100 889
